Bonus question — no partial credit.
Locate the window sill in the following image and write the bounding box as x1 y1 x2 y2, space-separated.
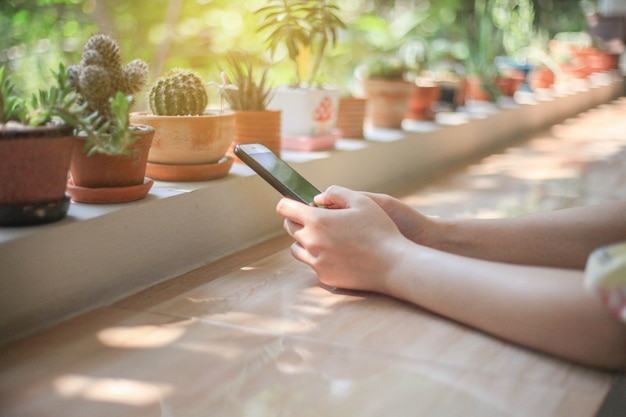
0 75 622 345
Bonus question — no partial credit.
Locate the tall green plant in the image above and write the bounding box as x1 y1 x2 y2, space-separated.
256 0 346 87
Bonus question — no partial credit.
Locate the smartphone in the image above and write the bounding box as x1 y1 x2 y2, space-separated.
234 143 322 205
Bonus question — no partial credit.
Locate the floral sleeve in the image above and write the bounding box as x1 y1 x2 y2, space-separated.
585 241 626 322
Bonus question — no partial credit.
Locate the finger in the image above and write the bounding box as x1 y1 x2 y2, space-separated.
314 185 355 208
289 241 316 267
283 218 303 238
276 197 310 223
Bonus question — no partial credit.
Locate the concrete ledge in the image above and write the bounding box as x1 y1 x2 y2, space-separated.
0 76 622 345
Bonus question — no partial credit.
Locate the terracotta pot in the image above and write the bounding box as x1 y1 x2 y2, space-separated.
0 124 75 225
336 96 367 139
229 110 281 161
68 126 154 204
363 78 414 129
572 47 618 73
464 76 493 102
496 70 525 97
130 111 235 165
406 82 440 121
529 66 555 90
559 62 589 80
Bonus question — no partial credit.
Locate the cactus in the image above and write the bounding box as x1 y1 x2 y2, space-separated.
149 69 208 116
68 34 148 124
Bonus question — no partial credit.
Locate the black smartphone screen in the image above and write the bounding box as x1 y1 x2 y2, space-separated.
234 144 321 205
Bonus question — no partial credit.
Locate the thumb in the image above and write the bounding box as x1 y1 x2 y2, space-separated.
314 185 360 209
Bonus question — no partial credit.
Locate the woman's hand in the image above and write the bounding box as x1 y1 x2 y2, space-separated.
276 185 410 292
362 192 442 248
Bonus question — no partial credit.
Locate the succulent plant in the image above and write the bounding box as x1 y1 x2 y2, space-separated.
1 63 91 129
148 69 208 116
221 55 274 111
67 34 148 124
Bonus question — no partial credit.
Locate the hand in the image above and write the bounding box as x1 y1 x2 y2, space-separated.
276 186 409 292
363 192 439 247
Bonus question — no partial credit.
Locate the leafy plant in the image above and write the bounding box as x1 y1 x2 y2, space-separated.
221 55 274 111
361 57 409 79
459 0 536 100
0 64 87 128
256 0 346 87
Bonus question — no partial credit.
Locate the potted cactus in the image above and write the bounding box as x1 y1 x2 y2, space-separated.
255 0 346 151
130 69 235 182
0 64 83 226
65 34 155 204
220 55 282 160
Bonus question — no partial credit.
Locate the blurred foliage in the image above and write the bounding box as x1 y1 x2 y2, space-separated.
0 0 586 106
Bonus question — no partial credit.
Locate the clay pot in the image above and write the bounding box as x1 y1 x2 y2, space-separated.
529 66 555 90
70 126 154 188
229 110 281 161
130 111 235 181
130 111 235 165
406 82 440 121
496 70 525 97
363 78 415 129
0 124 75 225
464 76 493 102
336 96 367 139
67 126 155 204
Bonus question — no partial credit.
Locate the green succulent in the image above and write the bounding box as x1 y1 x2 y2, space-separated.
148 69 208 116
221 55 274 111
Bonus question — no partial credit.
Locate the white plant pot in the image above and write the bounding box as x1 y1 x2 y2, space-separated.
269 86 340 138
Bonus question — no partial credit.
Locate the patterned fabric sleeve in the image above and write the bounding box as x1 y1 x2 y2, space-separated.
585 241 626 322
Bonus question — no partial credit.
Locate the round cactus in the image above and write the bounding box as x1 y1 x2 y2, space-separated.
149 69 208 116
68 34 148 123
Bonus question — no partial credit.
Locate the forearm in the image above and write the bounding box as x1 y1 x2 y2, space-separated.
430 202 626 269
384 244 626 369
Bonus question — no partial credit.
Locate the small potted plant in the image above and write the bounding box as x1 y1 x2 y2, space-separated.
360 57 414 129
0 64 83 225
220 54 281 159
401 39 441 122
66 34 155 204
130 69 235 182
456 0 505 104
256 0 346 150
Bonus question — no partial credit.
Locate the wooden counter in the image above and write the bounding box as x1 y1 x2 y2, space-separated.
2 97 626 416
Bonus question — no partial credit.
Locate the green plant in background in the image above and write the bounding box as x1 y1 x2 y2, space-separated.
255 0 346 87
361 57 408 79
149 69 208 116
463 0 502 94
494 0 535 63
67 34 149 155
1 64 84 127
221 55 274 111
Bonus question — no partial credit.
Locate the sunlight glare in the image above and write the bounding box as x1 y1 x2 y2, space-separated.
54 374 172 406
97 324 186 349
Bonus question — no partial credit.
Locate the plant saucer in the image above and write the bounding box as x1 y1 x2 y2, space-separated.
67 178 153 204
145 156 234 182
